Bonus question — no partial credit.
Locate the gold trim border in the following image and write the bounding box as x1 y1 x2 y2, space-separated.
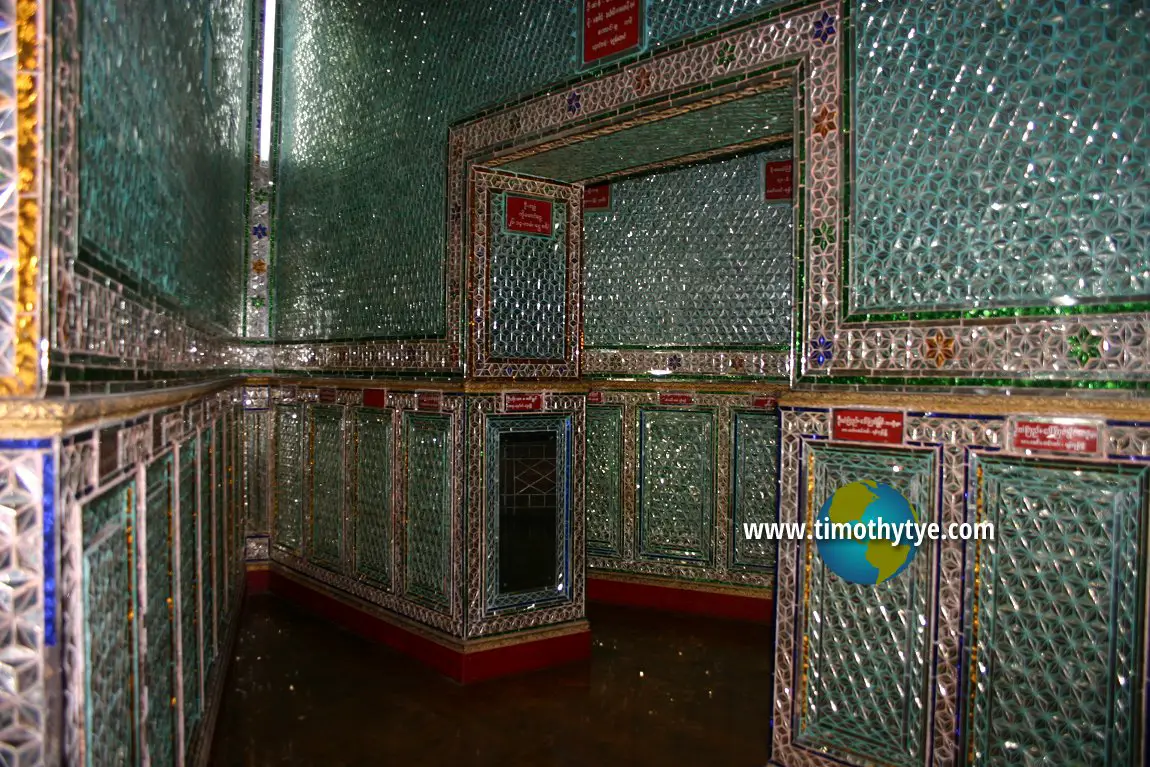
5 0 44 395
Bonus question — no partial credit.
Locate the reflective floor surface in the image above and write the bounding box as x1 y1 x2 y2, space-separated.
210 594 773 766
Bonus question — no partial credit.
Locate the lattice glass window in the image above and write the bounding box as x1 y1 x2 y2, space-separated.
484 415 572 614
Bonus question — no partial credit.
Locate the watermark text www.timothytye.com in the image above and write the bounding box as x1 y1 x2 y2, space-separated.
742 518 995 546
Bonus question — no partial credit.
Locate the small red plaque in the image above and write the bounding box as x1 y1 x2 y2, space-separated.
587 392 605 405
832 409 904 444
416 392 442 412
584 183 611 211
582 0 644 66
505 195 553 236
319 388 337 404
764 160 793 201
751 395 777 409
1013 420 1100 454
504 393 545 412
659 392 695 406
363 389 388 409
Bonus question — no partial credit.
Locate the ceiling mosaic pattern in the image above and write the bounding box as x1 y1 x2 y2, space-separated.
275 0 789 341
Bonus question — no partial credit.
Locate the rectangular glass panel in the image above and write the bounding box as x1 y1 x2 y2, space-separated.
497 431 559 594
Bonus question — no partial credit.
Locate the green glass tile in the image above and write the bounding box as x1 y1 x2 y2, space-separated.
80 0 251 330
199 428 215 672
638 409 715 564
273 406 305 551
850 1 1149 314
489 193 568 360
354 410 392 587
584 150 793 348
244 411 268 531
731 411 779 569
144 457 176 767
967 457 1148 766
796 444 937 767
178 443 200 743
404 414 452 610
310 407 345 568
81 481 136 767
275 0 789 340
585 406 623 558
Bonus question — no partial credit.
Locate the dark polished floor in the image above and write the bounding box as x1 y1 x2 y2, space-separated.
210 595 773 766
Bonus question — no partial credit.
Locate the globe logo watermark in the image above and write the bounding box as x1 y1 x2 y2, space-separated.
814 481 919 585
741 480 995 585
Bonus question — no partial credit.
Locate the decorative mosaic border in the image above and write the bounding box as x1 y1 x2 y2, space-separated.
469 169 582 378
585 388 777 589
465 394 587 638
770 405 1150 767
0 439 53 765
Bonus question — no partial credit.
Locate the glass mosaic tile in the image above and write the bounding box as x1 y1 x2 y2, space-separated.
797 444 936 766
730 412 779 569
212 426 224 643
585 406 623 558
584 149 793 348
967 456 1148 766
243 411 269 532
79 0 252 331
276 0 789 340
81 483 135 767
273 407 304 552
178 444 200 743
354 410 392 587
851 1 1149 315
199 428 215 671
489 193 568 360
403 414 452 610
310 407 345 568
638 409 715 564
144 457 176 767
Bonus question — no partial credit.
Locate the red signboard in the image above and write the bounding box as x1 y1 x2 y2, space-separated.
1013 420 1100 454
363 389 388 409
832 409 904 445
659 392 695 406
504 393 545 412
505 195 553 236
416 392 442 412
582 0 643 66
587 391 605 405
751 395 777 409
584 183 611 211
764 160 793 201
319 388 337 404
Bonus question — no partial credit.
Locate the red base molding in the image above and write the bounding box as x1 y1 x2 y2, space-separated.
246 567 271 594
587 575 772 623
252 567 591 684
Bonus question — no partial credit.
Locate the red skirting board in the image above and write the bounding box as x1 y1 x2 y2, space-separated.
587 575 772 624
245 565 591 684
